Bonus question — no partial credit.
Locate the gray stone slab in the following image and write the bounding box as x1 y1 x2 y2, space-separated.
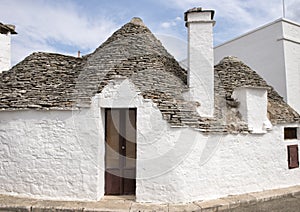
220 194 257 208
130 202 168 212
101 195 135 201
30 199 88 212
194 199 230 211
0 207 31 212
169 203 201 212
283 185 300 196
249 187 296 203
32 209 83 212
83 200 132 212
1 185 300 212
0 194 37 211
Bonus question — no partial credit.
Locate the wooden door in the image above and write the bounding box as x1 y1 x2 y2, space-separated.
288 145 299 169
105 108 136 195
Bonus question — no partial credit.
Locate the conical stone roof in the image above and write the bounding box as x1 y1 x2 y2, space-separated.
73 17 189 111
0 19 299 133
0 52 83 109
215 56 300 125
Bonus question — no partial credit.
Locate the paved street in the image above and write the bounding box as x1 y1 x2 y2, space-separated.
222 193 300 212
1 186 300 212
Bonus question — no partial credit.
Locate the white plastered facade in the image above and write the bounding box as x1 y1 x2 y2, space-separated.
232 87 272 134
1 78 300 203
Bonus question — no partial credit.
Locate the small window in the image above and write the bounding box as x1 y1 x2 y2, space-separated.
284 127 297 139
287 145 299 169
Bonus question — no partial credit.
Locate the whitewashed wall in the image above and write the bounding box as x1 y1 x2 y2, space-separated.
137 124 300 203
0 32 11 72
232 87 272 134
0 78 300 203
283 21 300 113
0 98 104 201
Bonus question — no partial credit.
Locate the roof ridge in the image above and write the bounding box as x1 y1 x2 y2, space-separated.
2 51 82 73
88 17 177 69
215 56 300 124
93 19 152 51
30 51 79 58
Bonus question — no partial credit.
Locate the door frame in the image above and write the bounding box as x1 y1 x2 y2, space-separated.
104 108 137 195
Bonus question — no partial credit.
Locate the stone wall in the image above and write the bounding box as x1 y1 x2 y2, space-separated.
1 78 300 203
100 79 300 203
1 17 300 204
0 101 104 201
136 123 300 203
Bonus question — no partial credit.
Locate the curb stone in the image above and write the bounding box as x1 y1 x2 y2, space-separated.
1 185 300 212
0 207 31 212
194 199 230 211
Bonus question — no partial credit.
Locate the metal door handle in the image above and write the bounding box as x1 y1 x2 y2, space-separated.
121 146 125 150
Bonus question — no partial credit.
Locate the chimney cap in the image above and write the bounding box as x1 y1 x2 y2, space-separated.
0 22 17 34
184 7 215 21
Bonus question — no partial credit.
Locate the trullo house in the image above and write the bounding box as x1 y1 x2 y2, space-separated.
0 8 300 203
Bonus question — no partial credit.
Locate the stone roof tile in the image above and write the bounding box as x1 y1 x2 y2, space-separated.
0 19 299 133
0 52 84 110
215 56 300 124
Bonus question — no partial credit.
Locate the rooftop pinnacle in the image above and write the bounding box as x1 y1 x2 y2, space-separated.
130 17 145 26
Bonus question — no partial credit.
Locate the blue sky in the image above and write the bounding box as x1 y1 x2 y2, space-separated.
1 0 300 65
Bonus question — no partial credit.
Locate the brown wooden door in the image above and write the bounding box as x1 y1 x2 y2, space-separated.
105 108 136 195
288 145 299 169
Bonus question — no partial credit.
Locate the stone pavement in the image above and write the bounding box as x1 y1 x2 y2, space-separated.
1 185 300 212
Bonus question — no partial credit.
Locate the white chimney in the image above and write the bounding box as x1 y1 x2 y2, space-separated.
0 23 17 72
232 87 272 133
184 8 215 117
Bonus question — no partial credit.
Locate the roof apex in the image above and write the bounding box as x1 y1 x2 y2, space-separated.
219 56 242 63
130 17 145 27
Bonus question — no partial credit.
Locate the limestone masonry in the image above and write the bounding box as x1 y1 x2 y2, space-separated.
0 8 300 203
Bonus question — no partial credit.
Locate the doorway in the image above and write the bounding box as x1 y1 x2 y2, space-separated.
105 108 137 195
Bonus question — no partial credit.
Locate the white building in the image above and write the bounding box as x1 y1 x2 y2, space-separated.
0 22 17 72
0 8 300 204
214 18 300 114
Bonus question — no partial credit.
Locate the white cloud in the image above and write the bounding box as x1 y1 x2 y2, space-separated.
1 0 118 65
2 0 300 66
155 0 300 62
160 16 182 29
161 22 172 28
168 0 279 25
175 16 182 21
162 0 300 44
